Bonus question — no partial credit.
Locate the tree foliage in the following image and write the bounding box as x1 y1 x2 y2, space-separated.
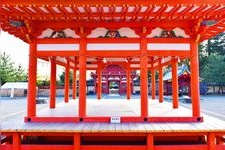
0 52 27 85
199 32 225 83
201 55 225 83
58 70 73 86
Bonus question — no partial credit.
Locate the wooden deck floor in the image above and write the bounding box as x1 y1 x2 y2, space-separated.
1 98 225 133
36 98 193 117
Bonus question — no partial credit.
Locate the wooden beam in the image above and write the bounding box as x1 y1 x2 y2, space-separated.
2 0 225 6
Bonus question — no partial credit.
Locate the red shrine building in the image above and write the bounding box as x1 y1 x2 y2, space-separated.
91 64 138 95
163 65 191 95
1 0 225 150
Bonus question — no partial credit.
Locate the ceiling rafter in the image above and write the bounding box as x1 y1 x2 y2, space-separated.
1 4 224 43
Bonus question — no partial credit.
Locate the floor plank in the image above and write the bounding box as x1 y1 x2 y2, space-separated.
2 98 225 134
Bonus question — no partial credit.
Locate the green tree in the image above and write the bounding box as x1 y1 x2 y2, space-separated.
58 70 73 86
206 33 225 56
199 32 225 81
202 54 225 83
15 64 28 82
0 52 27 85
1 52 16 84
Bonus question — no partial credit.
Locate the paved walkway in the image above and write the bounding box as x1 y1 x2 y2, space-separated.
1 95 225 121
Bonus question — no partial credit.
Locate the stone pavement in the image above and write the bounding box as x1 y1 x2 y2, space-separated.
164 95 225 121
0 95 225 121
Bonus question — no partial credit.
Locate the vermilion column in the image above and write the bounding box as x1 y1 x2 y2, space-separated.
12 133 20 150
158 58 164 103
140 37 148 117
151 68 156 100
190 40 200 117
50 57 56 108
64 58 70 103
72 58 77 99
126 62 131 99
97 61 102 100
172 57 178 108
27 41 37 119
79 38 87 118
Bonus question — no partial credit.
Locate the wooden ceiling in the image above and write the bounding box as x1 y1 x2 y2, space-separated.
1 0 225 42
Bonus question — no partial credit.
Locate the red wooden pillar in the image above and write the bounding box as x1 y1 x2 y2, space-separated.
27 41 37 118
208 133 216 150
72 57 77 99
140 36 148 117
12 133 20 150
97 61 102 99
74 134 80 150
126 62 131 99
172 57 179 108
64 58 70 103
131 76 134 95
151 68 156 100
50 57 56 108
190 40 200 117
147 134 154 150
79 37 87 118
158 58 164 103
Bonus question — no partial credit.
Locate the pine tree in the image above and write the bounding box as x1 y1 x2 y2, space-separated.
58 70 73 86
0 52 27 85
206 33 225 56
15 64 28 82
0 52 16 84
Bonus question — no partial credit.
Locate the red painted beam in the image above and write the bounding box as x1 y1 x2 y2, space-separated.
3 0 225 7
23 116 203 123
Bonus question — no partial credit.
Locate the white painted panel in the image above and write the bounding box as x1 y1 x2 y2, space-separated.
87 43 140 50
147 27 190 38
87 28 107 38
147 27 163 38
153 6 161 12
177 6 186 13
128 6 135 12
39 7 49 13
70 62 75 67
140 6 148 12
87 64 97 68
118 27 140 38
103 7 109 13
173 28 190 38
115 7 122 12
88 27 139 38
38 28 80 38
147 43 190 51
64 7 73 13
90 7 97 12
153 62 158 67
87 58 97 62
56 56 66 63
131 64 140 68
26 7 36 13
163 56 171 63
165 6 174 13
133 57 140 62
37 44 79 51
77 7 85 13
106 58 125 62
52 7 60 13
